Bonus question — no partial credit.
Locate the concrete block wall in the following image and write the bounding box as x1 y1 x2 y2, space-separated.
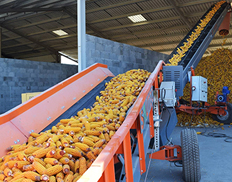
86 34 168 75
0 58 78 114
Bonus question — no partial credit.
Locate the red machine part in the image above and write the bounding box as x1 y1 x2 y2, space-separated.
149 145 182 162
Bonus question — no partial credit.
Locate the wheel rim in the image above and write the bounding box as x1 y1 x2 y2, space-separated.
217 110 229 121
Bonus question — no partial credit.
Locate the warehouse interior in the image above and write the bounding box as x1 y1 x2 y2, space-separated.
1 0 232 182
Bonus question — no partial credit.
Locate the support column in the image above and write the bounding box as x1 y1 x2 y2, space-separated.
77 0 86 72
0 28 2 58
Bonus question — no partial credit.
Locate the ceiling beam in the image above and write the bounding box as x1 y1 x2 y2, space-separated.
0 23 59 57
169 0 192 29
88 0 215 24
99 11 205 32
86 0 145 13
0 8 62 14
63 8 108 39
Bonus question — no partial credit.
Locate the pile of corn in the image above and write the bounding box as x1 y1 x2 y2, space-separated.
167 1 225 66
0 69 151 182
177 48 232 127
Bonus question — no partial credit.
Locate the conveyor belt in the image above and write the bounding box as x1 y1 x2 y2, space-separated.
163 2 230 97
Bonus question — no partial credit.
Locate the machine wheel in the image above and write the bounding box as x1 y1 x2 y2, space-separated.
212 103 232 124
181 129 201 182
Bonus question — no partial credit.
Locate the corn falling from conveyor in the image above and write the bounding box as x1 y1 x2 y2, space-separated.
0 1 231 182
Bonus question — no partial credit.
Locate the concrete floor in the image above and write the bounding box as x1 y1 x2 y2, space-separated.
140 126 232 182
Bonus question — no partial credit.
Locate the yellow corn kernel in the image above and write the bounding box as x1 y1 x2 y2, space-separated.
63 127 81 134
84 130 101 136
34 134 49 145
4 168 13 177
32 161 46 175
59 157 69 165
93 139 105 148
44 158 58 165
40 174 49 181
98 133 105 140
81 137 94 147
74 160 79 173
46 149 56 158
15 161 30 169
104 133 110 142
86 151 96 161
109 131 115 138
75 143 91 152
45 163 52 169
32 146 55 158
79 157 87 175
54 149 65 160
0 174 5 181
30 133 40 138
68 160 75 173
44 165 63 176
49 176 56 182
33 158 46 166
62 165 70 175
60 138 69 148
64 173 74 182
73 175 81 182
23 171 41 181
56 172 64 179
22 165 34 171
24 146 40 155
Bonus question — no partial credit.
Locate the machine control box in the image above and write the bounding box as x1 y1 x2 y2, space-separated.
192 76 207 102
159 81 176 107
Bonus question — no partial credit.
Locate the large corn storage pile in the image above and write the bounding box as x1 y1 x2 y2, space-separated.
177 48 232 127
0 69 150 182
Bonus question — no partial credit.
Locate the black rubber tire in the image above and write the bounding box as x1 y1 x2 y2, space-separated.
181 129 201 182
212 103 232 124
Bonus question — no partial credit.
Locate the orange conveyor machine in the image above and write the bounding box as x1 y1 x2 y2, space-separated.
0 62 165 182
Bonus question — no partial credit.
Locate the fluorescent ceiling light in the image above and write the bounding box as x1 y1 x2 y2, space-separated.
52 29 68 36
128 14 147 23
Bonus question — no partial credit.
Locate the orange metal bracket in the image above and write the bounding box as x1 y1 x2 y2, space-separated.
149 145 182 162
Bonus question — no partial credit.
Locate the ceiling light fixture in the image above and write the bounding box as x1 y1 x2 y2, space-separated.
52 29 68 36
128 14 147 23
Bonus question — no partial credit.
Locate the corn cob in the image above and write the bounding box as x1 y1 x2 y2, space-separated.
6 161 18 168
30 133 40 138
15 161 30 169
46 149 56 158
11 178 24 182
59 157 69 165
4 176 13 182
80 137 94 147
64 173 73 182
0 174 4 181
49 176 56 182
104 133 110 142
23 171 41 181
62 165 70 174
63 127 81 134
33 158 46 166
86 151 96 161
79 157 87 175
32 161 46 175
22 165 34 172
75 143 91 153
98 133 105 140
32 146 55 158
84 130 101 136
17 152 27 161
93 139 105 148
34 134 49 145
44 165 62 176
45 163 52 169
60 138 69 148
63 148 82 158
73 175 81 182
68 160 75 173
40 174 49 181
24 146 41 155
53 150 65 160
109 131 115 138
44 158 58 165
74 160 79 173
51 126 58 133
56 141 62 150
56 172 64 179
87 160 93 168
